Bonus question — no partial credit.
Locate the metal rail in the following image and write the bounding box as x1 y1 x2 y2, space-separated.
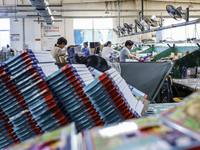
119 18 200 38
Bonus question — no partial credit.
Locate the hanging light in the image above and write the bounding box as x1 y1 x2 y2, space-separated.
103 0 111 17
13 0 19 23
104 10 110 16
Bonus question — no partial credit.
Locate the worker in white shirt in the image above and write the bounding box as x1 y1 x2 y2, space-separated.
102 41 119 61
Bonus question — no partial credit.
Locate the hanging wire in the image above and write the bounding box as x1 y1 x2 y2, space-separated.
15 0 17 19
195 23 200 39
170 24 173 39
193 23 196 39
185 25 187 49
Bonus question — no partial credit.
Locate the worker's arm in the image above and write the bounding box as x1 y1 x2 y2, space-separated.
127 53 139 60
59 56 66 63
88 48 92 56
58 48 66 63
64 55 68 61
113 50 119 54
132 52 137 55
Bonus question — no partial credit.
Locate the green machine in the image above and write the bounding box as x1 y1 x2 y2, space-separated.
136 46 169 58
154 46 198 60
114 45 148 53
154 46 200 78
130 45 149 53
114 46 123 52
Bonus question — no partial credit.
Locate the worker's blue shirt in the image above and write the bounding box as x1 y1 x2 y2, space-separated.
81 47 91 57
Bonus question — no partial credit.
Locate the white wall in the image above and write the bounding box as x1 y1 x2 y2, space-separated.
10 18 75 51
65 19 75 46
10 18 23 51
25 18 37 51
10 18 42 51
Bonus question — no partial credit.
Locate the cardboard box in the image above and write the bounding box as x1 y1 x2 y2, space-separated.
90 48 95 55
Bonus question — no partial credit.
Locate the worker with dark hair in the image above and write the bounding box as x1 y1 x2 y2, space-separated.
82 42 91 57
102 41 118 60
51 37 68 63
120 40 139 62
94 42 101 56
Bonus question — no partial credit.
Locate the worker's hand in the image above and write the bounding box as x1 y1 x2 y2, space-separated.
135 57 139 60
131 55 139 60
132 52 137 55
64 55 68 61
114 51 119 54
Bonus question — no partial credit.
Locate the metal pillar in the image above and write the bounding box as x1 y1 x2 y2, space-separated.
118 0 120 27
22 18 25 45
186 7 189 22
141 0 144 20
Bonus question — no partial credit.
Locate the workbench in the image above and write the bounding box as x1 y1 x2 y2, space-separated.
173 78 200 91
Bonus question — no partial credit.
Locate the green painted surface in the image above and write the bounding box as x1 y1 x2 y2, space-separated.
114 46 149 53
149 103 178 115
140 46 169 54
154 46 199 60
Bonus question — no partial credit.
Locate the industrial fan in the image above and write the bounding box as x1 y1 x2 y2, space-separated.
117 26 126 36
144 15 158 28
134 19 144 33
159 16 164 27
113 28 120 36
166 5 189 21
140 20 150 30
124 23 134 34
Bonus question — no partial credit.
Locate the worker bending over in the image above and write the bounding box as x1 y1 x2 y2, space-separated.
51 37 68 63
102 41 118 61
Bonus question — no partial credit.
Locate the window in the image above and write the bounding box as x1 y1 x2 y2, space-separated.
74 19 113 46
93 18 113 29
162 18 200 42
0 19 10 48
74 30 93 46
94 30 112 44
73 19 93 30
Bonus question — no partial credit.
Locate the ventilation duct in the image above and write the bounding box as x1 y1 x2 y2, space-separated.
28 0 54 25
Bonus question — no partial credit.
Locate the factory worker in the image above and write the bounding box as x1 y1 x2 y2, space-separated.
94 42 101 56
82 42 91 57
5 44 14 61
102 41 118 61
51 37 68 63
120 40 139 62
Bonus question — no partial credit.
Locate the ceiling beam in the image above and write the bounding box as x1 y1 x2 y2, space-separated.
50 9 200 12
17 4 63 7
1 8 200 13
0 4 63 8
2 15 200 19
148 0 200 4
